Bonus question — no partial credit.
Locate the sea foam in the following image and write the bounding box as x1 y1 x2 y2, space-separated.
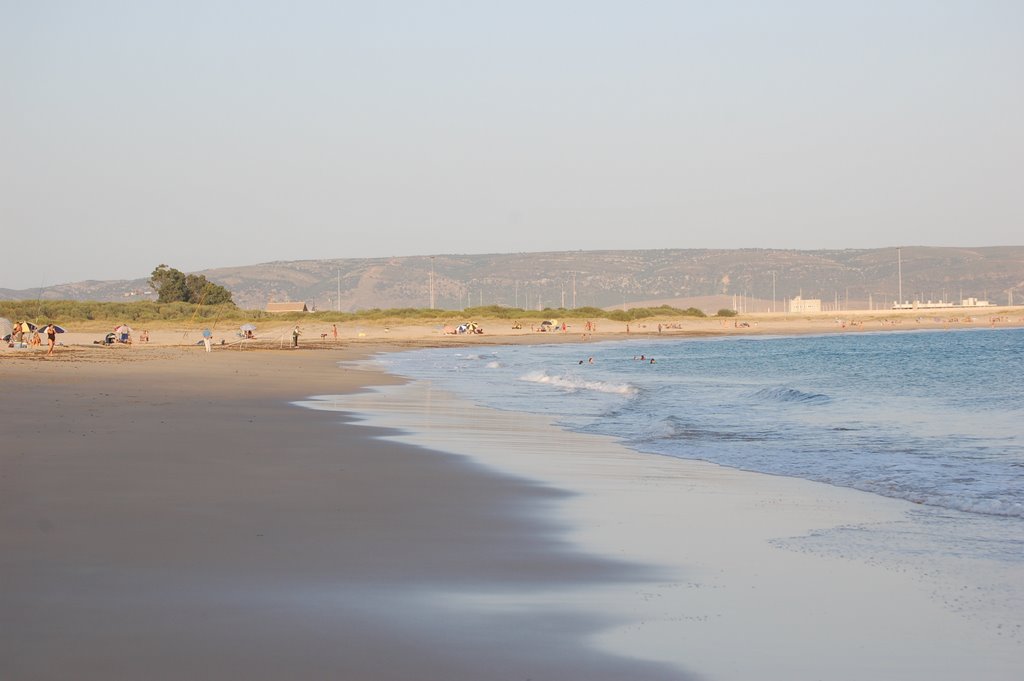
519 370 638 396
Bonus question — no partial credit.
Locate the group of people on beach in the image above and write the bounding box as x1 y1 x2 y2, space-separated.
291 323 342 347
6 321 58 355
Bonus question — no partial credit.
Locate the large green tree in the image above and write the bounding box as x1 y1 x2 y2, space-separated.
150 264 234 305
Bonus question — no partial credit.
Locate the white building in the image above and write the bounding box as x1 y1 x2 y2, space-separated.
788 296 822 314
891 298 994 310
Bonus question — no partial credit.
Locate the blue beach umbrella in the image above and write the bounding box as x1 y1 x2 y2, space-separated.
202 329 213 338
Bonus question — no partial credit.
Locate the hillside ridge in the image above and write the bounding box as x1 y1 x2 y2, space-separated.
3 247 1022 312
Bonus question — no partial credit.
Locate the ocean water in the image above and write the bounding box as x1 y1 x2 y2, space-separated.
351 326 1024 654
378 328 1024 542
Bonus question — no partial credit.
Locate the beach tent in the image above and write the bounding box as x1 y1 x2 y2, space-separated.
2 319 37 342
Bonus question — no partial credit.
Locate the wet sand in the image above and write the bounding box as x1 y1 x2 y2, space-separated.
0 348 685 680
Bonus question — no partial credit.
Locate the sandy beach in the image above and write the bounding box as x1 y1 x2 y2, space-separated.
4 304 1023 354
1 345 685 680
2 313 1022 679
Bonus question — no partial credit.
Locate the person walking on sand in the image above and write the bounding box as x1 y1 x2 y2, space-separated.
332 323 338 341
45 323 57 356
292 325 301 348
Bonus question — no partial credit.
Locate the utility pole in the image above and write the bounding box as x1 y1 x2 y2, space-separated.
771 271 776 313
337 269 341 312
572 271 577 309
429 257 435 309
897 247 903 304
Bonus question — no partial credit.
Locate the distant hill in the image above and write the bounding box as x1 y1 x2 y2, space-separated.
3 247 1022 313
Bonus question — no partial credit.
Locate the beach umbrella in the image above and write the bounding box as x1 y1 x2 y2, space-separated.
38 324 67 333
240 323 257 332
202 329 213 338
115 324 132 334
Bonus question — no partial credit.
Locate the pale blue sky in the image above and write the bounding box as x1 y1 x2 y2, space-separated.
2 1 1021 287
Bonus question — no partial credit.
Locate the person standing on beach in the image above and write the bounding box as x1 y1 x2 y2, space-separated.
332 323 338 341
292 325 301 348
45 323 56 356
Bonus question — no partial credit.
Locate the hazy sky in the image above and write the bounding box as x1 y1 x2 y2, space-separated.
3 1 1022 287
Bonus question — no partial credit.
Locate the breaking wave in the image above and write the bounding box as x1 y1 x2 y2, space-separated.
751 387 830 405
519 370 638 396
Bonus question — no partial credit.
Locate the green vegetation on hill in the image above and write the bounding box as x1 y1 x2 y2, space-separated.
0 300 707 325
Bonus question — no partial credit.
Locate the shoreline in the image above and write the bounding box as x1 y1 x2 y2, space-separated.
315 355 1024 680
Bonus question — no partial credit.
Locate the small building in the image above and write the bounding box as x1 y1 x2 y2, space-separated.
892 297 994 310
266 301 309 313
788 296 821 314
